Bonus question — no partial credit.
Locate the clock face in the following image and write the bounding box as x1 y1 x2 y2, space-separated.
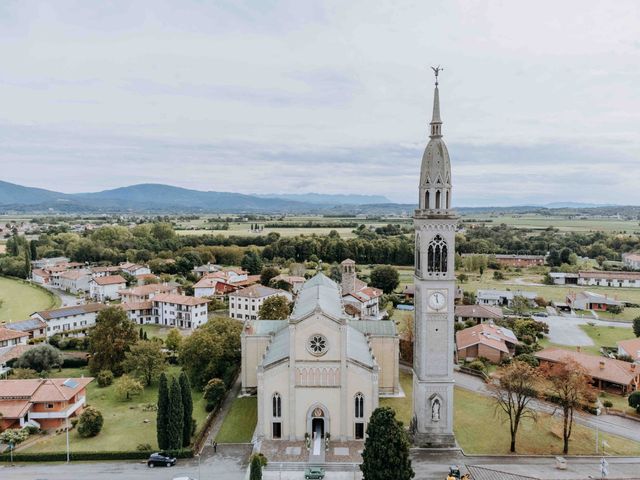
429 292 446 311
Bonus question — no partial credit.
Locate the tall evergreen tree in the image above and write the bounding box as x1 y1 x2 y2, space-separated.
29 240 38 261
360 407 414 480
179 371 193 447
249 455 262 480
24 248 31 277
156 373 170 450
167 376 184 450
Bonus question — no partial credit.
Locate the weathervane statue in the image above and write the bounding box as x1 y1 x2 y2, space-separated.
431 65 443 85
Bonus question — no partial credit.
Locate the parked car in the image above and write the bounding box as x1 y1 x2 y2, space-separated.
532 312 548 317
147 452 177 467
304 467 325 479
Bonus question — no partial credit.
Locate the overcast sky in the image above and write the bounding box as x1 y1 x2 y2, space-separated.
1 1 639 205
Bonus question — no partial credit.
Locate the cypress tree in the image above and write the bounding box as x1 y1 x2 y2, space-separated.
29 240 38 261
249 455 262 480
144 331 148 341
24 248 31 277
167 377 184 450
360 407 414 480
156 373 170 450
139 327 144 340
179 372 193 447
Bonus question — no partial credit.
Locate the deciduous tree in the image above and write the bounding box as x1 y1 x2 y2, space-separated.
258 295 291 320
88 306 137 376
360 407 414 480
489 360 540 453
203 378 226 412
260 266 280 286
165 328 182 354
114 374 144 401
15 344 63 372
541 359 593 454
370 265 400 294
122 340 167 386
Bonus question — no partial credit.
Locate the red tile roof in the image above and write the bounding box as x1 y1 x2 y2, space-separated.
152 293 209 306
456 323 518 354
92 274 126 286
0 327 29 342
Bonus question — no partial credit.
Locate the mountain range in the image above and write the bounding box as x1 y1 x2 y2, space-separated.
0 181 398 213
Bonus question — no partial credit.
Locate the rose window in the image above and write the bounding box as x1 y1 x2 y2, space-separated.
307 334 328 356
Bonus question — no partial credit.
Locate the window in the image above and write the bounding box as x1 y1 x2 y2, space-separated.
425 191 430 209
435 190 441 209
415 234 421 271
355 422 364 439
272 393 282 418
446 190 450 209
272 422 282 439
46 403 54 409
427 235 448 273
355 393 364 418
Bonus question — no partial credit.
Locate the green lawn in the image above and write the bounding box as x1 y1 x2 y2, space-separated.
215 397 257 443
579 324 635 354
383 372 640 455
0 276 59 324
25 366 208 453
466 214 640 233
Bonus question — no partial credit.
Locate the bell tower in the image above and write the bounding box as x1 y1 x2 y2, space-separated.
412 67 457 447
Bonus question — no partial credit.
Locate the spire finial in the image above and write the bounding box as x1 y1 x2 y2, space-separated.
431 65 443 86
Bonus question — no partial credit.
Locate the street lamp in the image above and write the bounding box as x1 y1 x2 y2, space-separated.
66 415 70 463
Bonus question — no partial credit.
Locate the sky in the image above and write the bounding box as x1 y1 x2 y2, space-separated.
0 0 639 206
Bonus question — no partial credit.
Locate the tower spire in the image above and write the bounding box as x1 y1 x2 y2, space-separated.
430 66 443 138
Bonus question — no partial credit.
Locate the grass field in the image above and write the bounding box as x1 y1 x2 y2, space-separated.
466 214 640 233
0 276 59 324
25 366 208 453
215 397 257 443
382 371 640 455
538 324 635 356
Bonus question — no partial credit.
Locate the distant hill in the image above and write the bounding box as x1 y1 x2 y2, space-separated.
257 192 391 205
0 180 72 206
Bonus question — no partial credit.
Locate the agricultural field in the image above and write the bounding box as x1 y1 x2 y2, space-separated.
24 366 208 453
464 214 640 233
382 371 640 455
0 276 59 324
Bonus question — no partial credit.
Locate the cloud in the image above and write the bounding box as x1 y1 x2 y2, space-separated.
0 0 638 205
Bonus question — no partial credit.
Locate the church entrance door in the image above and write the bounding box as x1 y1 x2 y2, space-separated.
312 418 325 438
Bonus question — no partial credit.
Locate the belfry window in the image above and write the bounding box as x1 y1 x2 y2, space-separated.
427 235 448 273
415 234 421 271
425 191 430 209
435 190 441 209
355 393 364 418
272 393 282 418
446 191 450 209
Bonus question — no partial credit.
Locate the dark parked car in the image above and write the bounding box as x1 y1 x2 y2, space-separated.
147 452 177 467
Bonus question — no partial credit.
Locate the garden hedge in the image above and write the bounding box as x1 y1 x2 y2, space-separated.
0 448 193 462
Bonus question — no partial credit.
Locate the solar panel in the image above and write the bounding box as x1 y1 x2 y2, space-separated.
63 378 79 389
50 307 86 318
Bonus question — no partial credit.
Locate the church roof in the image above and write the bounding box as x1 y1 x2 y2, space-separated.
262 327 290 367
246 320 287 335
346 326 375 367
348 320 397 336
290 273 346 322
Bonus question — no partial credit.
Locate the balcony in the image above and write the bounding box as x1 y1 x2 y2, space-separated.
29 396 86 420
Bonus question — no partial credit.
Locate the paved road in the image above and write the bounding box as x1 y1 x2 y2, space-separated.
544 314 631 346
40 284 84 308
2 444 252 480
454 371 640 443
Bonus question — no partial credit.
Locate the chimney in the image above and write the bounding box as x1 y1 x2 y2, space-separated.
599 360 605 370
630 363 636 372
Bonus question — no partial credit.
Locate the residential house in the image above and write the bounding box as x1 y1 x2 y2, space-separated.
476 289 538 308
566 291 623 312
6 318 47 339
617 337 640 363
119 262 151 276
456 322 518 364
402 284 415 300
121 301 154 325
89 275 127 301
577 271 640 288
31 303 107 337
454 304 503 324
193 276 238 298
340 259 384 320
31 257 70 269
271 274 306 294
229 284 292 321
90 266 121 278
193 263 220 278
535 347 640 394
0 327 29 348
151 294 209 330
622 252 640 270
118 283 179 303
0 377 93 430
135 273 160 286
57 269 92 294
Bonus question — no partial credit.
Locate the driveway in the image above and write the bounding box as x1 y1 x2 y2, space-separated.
41 285 84 308
543 315 631 347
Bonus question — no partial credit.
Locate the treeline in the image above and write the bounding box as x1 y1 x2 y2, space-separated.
263 221 358 228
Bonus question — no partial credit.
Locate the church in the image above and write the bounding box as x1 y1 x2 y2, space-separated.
241 69 456 447
241 272 399 441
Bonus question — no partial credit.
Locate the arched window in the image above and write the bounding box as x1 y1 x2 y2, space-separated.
272 393 282 418
415 234 421 271
446 191 450 209
425 191 430 209
435 190 441 209
427 235 448 273
355 393 364 419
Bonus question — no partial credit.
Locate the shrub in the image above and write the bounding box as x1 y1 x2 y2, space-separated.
23 425 39 435
0 428 29 445
10 368 39 379
603 400 613 408
467 360 486 373
62 356 89 368
77 407 104 438
204 378 226 412
251 452 268 467
493 271 505 280
15 344 63 372
629 391 640 413
515 353 539 367
0 449 193 462
96 370 114 388
137 443 153 452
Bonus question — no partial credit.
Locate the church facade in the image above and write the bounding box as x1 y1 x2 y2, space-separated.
412 69 457 447
241 273 399 442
